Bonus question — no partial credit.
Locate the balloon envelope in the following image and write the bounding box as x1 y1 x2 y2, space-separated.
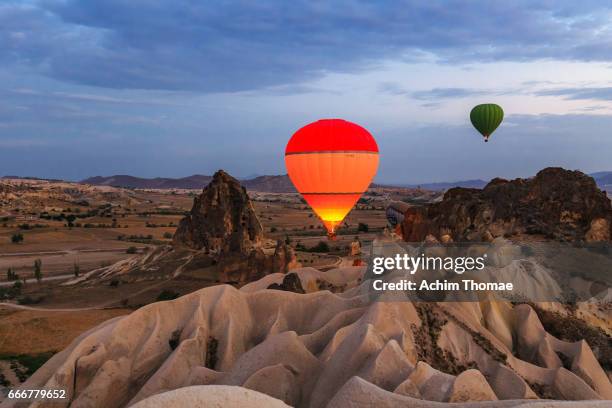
285 119 379 237
470 104 504 142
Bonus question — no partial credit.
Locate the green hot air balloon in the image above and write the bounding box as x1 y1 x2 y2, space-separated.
470 104 504 142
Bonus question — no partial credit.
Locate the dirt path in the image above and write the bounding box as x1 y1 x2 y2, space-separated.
0 247 149 284
0 274 73 287
0 247 147 258
318 255 343 270
0 303 104 312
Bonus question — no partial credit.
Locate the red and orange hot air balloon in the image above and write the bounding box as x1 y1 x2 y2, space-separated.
285 119 379 239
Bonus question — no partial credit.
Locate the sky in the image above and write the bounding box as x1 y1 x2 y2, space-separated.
1 0 612 184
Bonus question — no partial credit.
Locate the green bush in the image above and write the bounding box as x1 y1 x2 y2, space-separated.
18 295 44 305
305 241 330 253
157 290 180 302
0 352 55 378
357 222 369 233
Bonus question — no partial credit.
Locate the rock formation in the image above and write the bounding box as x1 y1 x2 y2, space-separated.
173 170 263 253
131 386 290 408
400 167 612 242
21 258 611 407
350 238 362 256
172 170 298 281
271 240 301 274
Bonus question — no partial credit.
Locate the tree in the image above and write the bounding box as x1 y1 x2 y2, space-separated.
34 259 42 283
66 214 77 228
309 241 330 253
157 289 180 302
73 262 80 277
11 233 24 244
7 268 16 281
357 222 369 233
126 246 137 254
10 281 22 298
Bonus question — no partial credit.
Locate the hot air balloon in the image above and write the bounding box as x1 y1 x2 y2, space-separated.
285 119 379 240
470 104 504 142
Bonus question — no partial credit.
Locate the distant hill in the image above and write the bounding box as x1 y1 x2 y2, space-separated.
80 174 487 192
402 179 489 191
399 171 612 192
591 171 612 191
242 175 296 193
77 170 612 193
80 175 213 189
1 175 65 182
80 174 295 192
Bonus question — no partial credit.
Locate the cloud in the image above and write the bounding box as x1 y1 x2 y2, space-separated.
378 82 411 96
411 88 494 100
535 87 612 101
420 102 442 109
2 1 612 183
2 1 612 92
240 83 341 97
379 83 506 102
576 105 610 112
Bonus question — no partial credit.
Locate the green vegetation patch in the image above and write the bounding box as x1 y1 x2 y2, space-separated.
157 289 180 301
0 352 56 382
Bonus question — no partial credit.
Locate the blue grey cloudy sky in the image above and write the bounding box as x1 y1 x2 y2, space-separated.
1 0 611 184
